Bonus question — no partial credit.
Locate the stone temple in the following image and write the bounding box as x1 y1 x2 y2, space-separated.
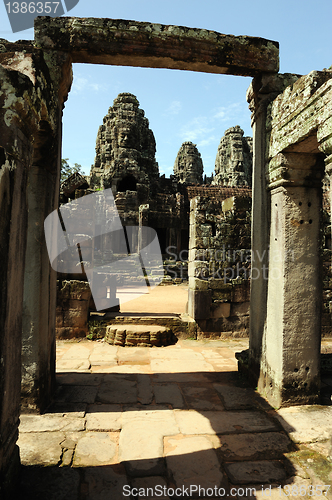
91 92 159 192
213 125 253 187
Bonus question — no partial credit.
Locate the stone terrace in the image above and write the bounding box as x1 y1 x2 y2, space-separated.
18 338 332 499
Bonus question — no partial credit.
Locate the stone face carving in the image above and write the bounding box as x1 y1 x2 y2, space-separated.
213 126 253 187
91 93 159 191
173 142 203 184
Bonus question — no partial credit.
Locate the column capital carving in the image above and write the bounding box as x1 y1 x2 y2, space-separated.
267 152 324 190
247 73 300 126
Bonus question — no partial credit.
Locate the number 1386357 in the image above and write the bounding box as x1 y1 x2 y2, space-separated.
5 2 60 14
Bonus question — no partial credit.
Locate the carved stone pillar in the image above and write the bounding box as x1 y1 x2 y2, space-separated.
260 152 324 407
243 73 303 384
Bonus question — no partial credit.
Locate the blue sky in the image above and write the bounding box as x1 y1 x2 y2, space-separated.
1 0 331 177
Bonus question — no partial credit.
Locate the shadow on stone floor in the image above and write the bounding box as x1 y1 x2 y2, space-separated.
16 368 311 500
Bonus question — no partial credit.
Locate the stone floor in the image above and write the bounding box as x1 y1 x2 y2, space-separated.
18 338 332 500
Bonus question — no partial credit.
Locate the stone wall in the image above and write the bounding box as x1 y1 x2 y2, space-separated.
0 39 71 495
188 194 251 337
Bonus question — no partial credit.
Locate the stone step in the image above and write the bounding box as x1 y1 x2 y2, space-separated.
105 324 175 347
90 312 197 340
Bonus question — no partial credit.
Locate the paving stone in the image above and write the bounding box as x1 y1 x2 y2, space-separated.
120 410 179 476
118 347 151 365
60 344 92 360
165 436 226 492
154 383 185 408
44 402 87 418
55 384 98 404
82 465 129 500
95 364 148 374
56 372 102 386
181 384 224 410
18 431 65 465
56 359 91 372
121 408 179 435
174 410 278 435
276 406 332 443
86 404 122 431
97 379 137 404
137 374 153 404
20 465 80 500
224 460 287 485
89 343 118 366
219 432 292 461
150 359 214 373
213 385 258 410
130 476 170 499
149 348 205 360
119 424 165 476
152 372 212 383
73 432 117 466
19 414 85 432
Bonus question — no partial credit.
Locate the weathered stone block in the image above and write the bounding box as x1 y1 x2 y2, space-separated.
212 302 231 318
188 289 212 320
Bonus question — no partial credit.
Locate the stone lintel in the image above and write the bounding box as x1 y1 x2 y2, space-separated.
34 17 279 77
267 152 324 190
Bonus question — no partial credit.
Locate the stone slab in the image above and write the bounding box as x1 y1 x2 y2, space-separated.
151 359 214 373
56 372 102 386
20 414 85 433
60 344 92 360
89 343 118 366
213 384 258 410
97 379 137 404
35 17 279 77
83 465 129 500
119 424 165 477
73 432 117 466
224 460 287 485
118 347 151 365
181 384 224 410
86 404 122 431
137 374 153 405
55 385 98 404
121 408 179 435
276 406 332 443
165 436 225 491
56 359 91 372
219 432 292 461
44 402 87 418
18 431 65 465
174 410 278 435
154 383 185 408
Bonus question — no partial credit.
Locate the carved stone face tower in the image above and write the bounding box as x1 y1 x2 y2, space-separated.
213 126 253 187
173 141 203 184
90 93 159 194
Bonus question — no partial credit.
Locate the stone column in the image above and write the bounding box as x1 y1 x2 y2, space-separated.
246 81 270 379
21 160 60 413
0 67 33 498
261 152 324 407
243 73 302 384
138 204 149 254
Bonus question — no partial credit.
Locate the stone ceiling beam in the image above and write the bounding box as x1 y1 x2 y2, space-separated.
34 17 279 77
